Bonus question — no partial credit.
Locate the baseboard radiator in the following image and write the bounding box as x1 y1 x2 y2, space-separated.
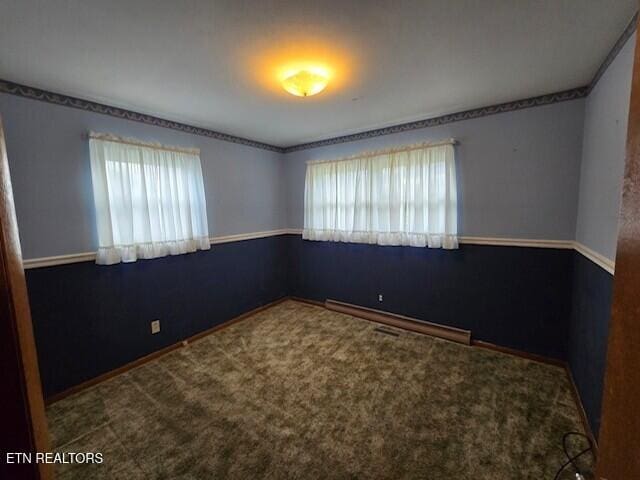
324 299 471 345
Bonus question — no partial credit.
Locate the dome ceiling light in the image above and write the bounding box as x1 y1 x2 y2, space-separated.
281 69 329 97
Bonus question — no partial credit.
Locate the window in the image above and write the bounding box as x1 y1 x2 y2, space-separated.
89 132 210 265
303 140 458 249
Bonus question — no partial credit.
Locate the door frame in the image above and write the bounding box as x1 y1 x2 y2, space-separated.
595 9 640 479
0 115 52 479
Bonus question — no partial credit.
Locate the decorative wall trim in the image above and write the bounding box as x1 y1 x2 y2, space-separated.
588 11 638 94
23 252 97 269
22 229 297 269
0 79 284 153
210 229 292 245
0 78 590 156
282 88 589 152
459 236 574 249
290 231 574 250
462 238 615 274
2 12 636 156
286 230 615 272
22 231 615 274
281 11 637 153
573 241 615 275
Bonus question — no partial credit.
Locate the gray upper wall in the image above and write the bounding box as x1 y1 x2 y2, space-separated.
1 29 633 261
0 93 287 259
575 33 635 262
284 99 586 241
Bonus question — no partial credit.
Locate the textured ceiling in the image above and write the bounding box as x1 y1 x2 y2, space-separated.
0 0 637 147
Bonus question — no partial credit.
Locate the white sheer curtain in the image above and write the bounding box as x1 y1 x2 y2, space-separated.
89 132 210 265
303 141 458 248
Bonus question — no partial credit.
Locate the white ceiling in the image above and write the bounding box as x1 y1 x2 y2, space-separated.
0 0 636 147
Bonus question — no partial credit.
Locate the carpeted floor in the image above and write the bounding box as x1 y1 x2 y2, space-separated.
47 300 593 479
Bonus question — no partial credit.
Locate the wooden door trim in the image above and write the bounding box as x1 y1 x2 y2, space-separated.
0 116 52 479
595 10 640 479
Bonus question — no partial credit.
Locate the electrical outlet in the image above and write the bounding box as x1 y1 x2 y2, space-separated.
378 294 383 302
151 320 160 334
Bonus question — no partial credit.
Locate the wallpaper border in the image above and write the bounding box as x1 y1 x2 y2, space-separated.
284 11 637 152
588 11 638 94
0 79 283 153
281 88 588 152
0 12 635 154
0 78 589 155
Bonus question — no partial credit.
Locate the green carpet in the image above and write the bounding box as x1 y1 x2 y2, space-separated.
47 300 593 479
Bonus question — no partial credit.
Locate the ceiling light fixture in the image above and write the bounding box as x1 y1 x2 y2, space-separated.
281 69 329 97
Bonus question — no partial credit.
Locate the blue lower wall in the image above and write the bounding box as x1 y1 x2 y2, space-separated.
27 236 289 397
27 233 612 435
287 236 573 360
568 251 614 439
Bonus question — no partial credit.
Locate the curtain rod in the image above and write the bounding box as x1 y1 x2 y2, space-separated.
87 132 200 155
306 138 458 165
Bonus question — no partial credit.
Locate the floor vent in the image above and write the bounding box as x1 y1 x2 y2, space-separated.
373 327 400 337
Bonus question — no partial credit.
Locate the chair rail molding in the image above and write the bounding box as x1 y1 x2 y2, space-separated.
23 230 614 274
